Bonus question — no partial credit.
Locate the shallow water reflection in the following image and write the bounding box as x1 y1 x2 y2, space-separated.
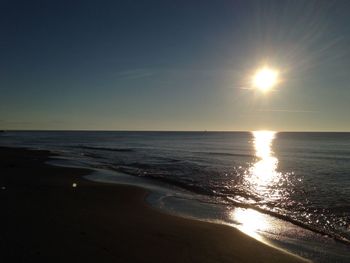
230 208 270 241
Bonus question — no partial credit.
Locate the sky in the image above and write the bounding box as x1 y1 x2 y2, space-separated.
1 0 350 131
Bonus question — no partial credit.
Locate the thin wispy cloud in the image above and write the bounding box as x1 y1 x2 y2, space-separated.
257 109 318 113
116 69 155 80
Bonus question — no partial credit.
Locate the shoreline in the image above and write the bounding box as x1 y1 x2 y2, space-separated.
0 146 308 262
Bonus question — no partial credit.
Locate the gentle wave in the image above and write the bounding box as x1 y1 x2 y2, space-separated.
78 146 135 152
225 196 350 246
193 151 255 158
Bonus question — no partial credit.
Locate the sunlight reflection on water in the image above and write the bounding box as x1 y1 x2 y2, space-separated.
247 131 281 199
230 208 270 241
230 131 282 240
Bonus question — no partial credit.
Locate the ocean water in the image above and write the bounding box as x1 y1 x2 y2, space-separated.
1 131 349 261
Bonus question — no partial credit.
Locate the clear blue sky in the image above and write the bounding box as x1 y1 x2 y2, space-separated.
1 0 350 131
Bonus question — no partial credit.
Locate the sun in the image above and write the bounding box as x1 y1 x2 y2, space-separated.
252 67 279 92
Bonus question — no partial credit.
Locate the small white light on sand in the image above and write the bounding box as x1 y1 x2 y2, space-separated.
72 183 77 188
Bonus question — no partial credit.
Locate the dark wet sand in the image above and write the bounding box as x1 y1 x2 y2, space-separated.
0 147 309 262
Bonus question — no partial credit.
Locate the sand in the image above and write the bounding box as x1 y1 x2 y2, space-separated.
0 147 309 262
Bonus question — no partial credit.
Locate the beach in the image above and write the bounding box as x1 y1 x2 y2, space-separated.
0 146 308 262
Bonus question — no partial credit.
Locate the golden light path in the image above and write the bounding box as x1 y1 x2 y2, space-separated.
230 131 282 242
248 131 280 194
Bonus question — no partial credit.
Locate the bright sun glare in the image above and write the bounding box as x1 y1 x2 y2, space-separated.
253 67 279 92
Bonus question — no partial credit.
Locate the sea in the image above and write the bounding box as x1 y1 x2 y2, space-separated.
1 131 349 262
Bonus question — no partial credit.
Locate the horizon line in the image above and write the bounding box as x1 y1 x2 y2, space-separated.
1 129 350 133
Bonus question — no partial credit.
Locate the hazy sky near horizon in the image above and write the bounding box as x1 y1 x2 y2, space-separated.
1 0 350 131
